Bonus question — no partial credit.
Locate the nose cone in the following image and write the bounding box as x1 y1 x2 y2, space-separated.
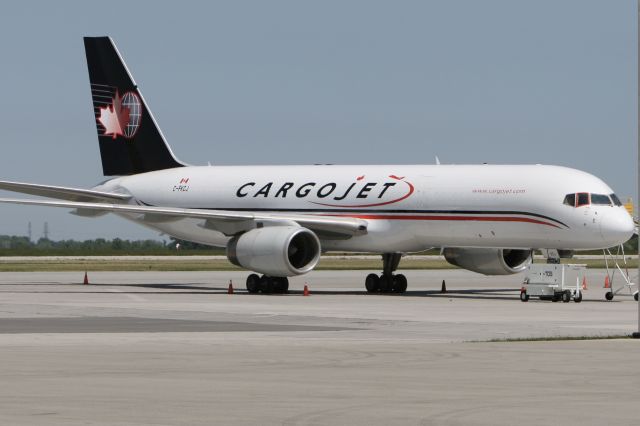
600 209 635 246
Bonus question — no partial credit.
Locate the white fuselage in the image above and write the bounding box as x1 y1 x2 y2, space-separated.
95 164 634 252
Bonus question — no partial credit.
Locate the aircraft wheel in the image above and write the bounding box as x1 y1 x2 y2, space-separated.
520 291 529 302
271 277 289 294
259 275 273 294
379 275 393 293
605 291 614 301
635 292 639 302
574 292 582 303
551 293 560 302
246 274 260 294
365 274 380 293
562 291 571 303
393 274 408 293
271 277 281 293
280 277 289 293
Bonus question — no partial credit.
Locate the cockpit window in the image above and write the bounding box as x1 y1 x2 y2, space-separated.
576 192 590 207
591 194 612 205
610 193 623 206
563 194 576 207
564 192 617 207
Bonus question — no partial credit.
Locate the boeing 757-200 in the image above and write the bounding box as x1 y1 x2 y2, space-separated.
0 37 634 294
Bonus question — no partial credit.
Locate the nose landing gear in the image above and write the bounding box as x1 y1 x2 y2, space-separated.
364 253 408 294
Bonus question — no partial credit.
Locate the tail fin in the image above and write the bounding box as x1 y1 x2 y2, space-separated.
84 37 185 176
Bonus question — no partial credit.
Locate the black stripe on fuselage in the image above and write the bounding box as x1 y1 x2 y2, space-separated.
135 201 570 228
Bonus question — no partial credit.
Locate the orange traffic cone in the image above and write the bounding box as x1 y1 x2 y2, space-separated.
604 275 611 289
582 277 587 291
83 271 89 285
303 284 310 296
228 280 234 294
441 280 447 293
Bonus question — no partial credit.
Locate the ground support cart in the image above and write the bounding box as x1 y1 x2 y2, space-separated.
602 246 638 301
520 264 585 303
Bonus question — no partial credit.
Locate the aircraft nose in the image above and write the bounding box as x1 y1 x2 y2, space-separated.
600 209 635 246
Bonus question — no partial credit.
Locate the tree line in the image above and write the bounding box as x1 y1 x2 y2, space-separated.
0 235 224 255
0 234 636 256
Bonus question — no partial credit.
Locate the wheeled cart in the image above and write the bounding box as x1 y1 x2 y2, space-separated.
520 264 585 303
601 246 638 301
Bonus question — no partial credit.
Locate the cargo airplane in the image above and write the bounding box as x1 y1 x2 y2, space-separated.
0 37 634 294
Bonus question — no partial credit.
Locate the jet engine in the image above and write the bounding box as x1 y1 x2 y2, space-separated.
442 248 532 275
226 226 321 276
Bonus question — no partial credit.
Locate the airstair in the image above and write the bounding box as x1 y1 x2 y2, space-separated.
602 244 638 302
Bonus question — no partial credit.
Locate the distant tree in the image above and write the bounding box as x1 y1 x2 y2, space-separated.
167 236 212 250
7 236 32 249
35 237 52 249
623 234 637 254
0 234 217 255
111 238 124 250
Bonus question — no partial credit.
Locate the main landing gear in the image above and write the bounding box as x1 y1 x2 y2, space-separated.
246 274 289 294
365 253 408 294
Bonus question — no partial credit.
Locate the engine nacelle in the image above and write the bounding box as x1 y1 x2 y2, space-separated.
442 248 532 275
226 226 321 276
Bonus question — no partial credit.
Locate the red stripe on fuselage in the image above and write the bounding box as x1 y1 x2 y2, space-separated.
323 214 561 228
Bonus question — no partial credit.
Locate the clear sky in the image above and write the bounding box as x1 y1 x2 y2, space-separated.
0 0 636 241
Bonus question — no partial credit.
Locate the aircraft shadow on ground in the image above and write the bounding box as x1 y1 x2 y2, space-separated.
110 283 520 300
92 283 526 301
5 282 622 302
110 284 631 302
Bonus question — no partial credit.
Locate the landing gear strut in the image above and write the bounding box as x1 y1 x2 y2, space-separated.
246 274 289 294
365 253 408 294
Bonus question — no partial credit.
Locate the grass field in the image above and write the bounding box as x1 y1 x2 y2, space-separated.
0 256 635 272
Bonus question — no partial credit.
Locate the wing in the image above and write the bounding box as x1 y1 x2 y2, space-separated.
0 180 131 202
0 197 368 238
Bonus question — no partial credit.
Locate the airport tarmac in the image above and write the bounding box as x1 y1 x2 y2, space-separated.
0 269 638 425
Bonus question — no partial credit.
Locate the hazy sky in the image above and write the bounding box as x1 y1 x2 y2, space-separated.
0 0 636 241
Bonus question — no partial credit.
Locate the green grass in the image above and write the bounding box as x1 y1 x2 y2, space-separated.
532 258 638 269
0 249 226 257
0 254 634 272
0 257 455 272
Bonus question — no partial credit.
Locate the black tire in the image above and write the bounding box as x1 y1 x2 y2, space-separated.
562 291 571 303
393 274 408 293
551 293 560 302
259 275 272 294
605 291 614 301
270 278 280 293
574 292 582 303
246 274 260 294
635 292 639 302
520 291 529 302
272 277 289 294
365 274 380 293
379 275 393 293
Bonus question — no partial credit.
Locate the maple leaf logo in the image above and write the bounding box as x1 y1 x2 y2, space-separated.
98 91 130 139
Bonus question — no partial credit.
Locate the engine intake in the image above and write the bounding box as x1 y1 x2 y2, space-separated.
442 248 532 275
227 226 321 276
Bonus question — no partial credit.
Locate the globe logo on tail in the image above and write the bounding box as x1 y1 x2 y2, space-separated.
97 90 143 139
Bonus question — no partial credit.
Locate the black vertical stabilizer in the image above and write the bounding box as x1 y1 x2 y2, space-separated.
84 37 185 176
